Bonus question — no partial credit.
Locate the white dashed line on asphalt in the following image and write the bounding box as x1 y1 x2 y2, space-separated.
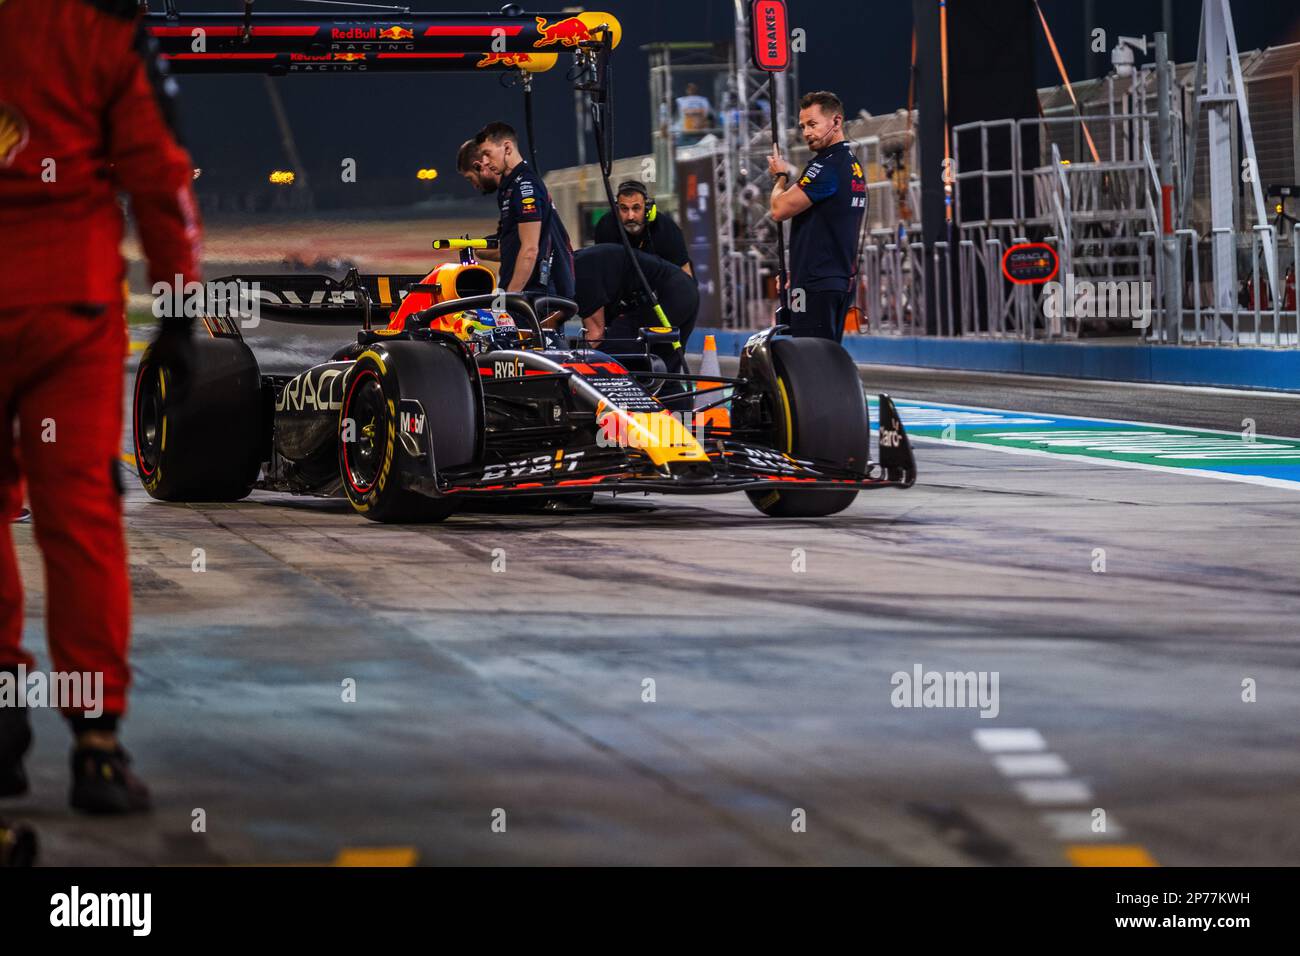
972 728 1153 863
993 753 1070 777
1014 779 1096 805
972 728 1047 753
1041 811 1127 841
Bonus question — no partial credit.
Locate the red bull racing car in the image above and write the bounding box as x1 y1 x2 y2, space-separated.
131 244 915 522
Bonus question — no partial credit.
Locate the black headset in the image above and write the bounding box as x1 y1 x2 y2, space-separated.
616 179 657 222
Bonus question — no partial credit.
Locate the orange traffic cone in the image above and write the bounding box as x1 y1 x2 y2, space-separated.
695 334 731 430
843 304 862 334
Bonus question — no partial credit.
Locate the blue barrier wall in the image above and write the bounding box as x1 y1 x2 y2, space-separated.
686 329 1300 393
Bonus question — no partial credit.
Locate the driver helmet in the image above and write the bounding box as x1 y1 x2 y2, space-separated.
429 307 515 341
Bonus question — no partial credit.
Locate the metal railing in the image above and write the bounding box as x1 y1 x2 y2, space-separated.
851 225 1298 347
847 109 1300 348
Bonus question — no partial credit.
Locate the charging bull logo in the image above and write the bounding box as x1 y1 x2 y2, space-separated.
0 102 29 169
533 15 593 48
334 53 367 62
476 52 534 68
378 26 414 40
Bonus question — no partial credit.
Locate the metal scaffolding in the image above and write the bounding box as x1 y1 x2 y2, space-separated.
644 3 797 328
854 1 1299 348
721 0 794 328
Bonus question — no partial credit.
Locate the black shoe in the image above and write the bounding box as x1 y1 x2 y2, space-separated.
69 746 151 815
0 706 32 798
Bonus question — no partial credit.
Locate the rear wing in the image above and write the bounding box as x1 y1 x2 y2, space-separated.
209 271 427 325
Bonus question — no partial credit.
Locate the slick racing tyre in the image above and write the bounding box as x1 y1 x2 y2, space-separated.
338 342 476 523
133 335 264 502
748 337 868 518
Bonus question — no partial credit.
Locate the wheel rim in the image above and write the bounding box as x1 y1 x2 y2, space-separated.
134 367 165 476
342 370 386 494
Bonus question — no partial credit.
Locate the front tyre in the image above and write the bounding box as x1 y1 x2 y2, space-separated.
747 337 868 518
338 344 473 523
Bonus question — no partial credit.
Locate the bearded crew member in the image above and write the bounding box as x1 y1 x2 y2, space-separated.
593 179 694 276
768 90 867 341
457 137 498 197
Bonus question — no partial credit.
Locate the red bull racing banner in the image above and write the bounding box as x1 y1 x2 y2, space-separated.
145 10 622 74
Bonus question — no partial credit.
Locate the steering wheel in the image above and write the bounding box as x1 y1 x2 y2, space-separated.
529 295 580 328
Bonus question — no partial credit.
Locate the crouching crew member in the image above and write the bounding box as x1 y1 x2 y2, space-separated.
573 245 699 367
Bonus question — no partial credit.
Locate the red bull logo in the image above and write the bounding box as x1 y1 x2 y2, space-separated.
333 53 367 62
378 26 415 41
533 15 593 49
475 52 534 68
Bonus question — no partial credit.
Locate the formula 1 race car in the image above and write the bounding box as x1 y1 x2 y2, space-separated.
131 243 915 522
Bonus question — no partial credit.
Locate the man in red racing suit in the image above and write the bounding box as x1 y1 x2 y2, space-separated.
0 0 202 814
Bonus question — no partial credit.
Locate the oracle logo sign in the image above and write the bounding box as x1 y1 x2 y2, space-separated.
750 0 790 72
1001 243 1059 285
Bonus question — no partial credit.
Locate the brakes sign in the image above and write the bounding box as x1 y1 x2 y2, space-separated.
750 1 790 72
1002 243 1059 285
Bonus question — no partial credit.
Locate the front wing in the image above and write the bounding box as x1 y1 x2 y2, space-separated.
421 394 917 498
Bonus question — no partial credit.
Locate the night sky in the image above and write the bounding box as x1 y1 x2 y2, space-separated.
167 0 1300 199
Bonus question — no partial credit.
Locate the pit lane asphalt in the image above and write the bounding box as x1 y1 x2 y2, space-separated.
3 338 1297 866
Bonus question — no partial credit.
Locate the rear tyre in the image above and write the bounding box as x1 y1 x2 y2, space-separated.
338 343 475 523
133 335 264 502
747 337 868 518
